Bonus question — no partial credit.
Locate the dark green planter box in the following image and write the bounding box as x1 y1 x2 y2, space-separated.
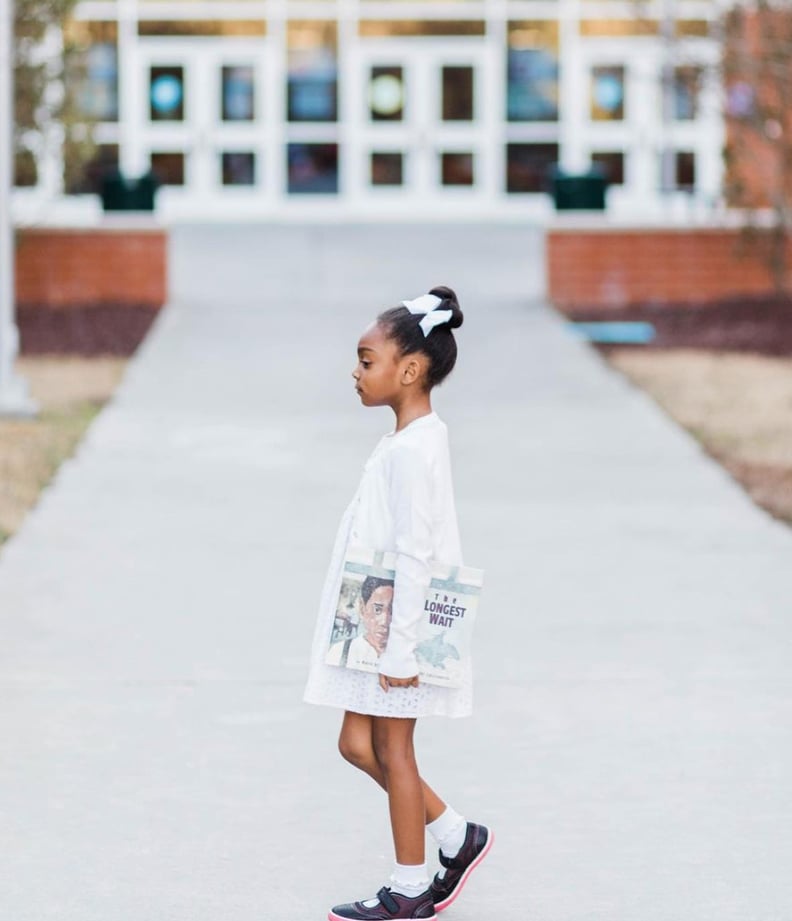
551 168 607 211
100 172 160 211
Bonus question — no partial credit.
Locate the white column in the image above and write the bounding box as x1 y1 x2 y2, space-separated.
266 0 287 206
485 0 507 200
658 0 677 195
118 0 146 177
338 0 357 205
0 0 36 417
559 0 587 173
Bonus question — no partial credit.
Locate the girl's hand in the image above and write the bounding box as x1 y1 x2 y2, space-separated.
379 673 419 693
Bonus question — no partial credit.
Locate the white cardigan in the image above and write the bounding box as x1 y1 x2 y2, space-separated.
348 411 464 679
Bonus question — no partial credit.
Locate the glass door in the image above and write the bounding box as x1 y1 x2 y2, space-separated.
351 40 493 204
136 39 266 206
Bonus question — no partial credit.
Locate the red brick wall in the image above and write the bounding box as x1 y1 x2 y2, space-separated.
16 227 167 309
547 226 792 312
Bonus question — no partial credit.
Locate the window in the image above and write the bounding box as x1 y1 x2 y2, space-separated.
150 152 185 186
369 67 404 121
371 152 404 186
287 21 338 122
138 20 266 38
507 21 559 122
441 152 475 186
673 66 702 121
359 21 486 38
675 151 696 190
66 143 120 194
506 143 558 193
222 152 256 186
442 67 474 121
591 66 625 121
14 149 38 188
75 43 119 121
64 21 119 122
222 66 255 121
591 151 625 185
150 66 185 122
287 143 339 193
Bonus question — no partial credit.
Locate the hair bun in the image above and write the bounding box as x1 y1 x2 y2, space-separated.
428 285 463 331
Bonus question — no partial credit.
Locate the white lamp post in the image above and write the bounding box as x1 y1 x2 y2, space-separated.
0 0 36 417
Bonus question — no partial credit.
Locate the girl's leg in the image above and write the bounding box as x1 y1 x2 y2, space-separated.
371 715 423 866
332 712 492 917
338 711 446 823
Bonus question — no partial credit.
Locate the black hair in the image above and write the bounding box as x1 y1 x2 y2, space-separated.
360 575 394 604
377 285 464 390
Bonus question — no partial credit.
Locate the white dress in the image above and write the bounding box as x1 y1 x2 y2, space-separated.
303 411 473 719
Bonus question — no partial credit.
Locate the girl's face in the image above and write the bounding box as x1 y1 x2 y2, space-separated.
352 322 427 406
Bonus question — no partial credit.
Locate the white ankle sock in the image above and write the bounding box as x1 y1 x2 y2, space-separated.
427 806 467 858
389 862 430 897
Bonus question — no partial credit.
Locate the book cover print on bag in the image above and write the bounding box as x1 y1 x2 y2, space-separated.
326 547 484 688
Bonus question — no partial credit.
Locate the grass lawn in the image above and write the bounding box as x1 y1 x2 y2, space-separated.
0 357 127 545
606 348 792 525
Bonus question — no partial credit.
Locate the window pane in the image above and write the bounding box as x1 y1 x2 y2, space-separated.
63 21 119 122
442 66 474 121
138 20 266 37
506 143 558 193
580 19 659 36
591 151 624 185
371 152 404 186
150 152 185 185
287 143 339 193
359 21 486 38
441 152 474 186
370 67 404 121
14 149 38 187
287 21 338 122
674 66 701 120
150 66 185 121
66 143 120 194
675 151 696 189
222 65 255 121
507 21 559 122
591 66 625 121
222 151 256 185
73 43 119 121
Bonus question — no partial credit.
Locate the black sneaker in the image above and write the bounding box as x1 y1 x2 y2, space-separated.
328 886 437 921
429 822 493 912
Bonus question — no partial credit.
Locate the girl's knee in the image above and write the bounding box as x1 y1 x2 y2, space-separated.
338 731 376 771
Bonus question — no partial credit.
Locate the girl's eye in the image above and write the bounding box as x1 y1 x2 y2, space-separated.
361 361 371 368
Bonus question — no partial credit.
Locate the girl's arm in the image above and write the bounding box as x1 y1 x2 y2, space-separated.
378 441 433 683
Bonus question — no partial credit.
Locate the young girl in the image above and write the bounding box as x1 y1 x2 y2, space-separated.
304 285 492 921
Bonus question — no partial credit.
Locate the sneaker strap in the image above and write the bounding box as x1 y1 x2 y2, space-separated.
438 851 466 871
376 887 400 914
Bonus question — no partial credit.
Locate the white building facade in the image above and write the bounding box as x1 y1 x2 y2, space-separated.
16 0 724 220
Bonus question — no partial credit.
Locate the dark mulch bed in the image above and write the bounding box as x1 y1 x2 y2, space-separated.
18 304 159 356
567 294 792 355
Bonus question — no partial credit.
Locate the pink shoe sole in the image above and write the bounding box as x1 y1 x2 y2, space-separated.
434 829 494 913
328 911 437 921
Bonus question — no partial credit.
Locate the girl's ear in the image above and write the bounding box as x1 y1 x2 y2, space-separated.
401 355 426 386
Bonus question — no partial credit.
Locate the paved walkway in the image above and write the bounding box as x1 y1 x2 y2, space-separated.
1 225 791 921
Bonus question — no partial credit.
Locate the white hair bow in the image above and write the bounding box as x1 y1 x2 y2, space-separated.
401 294 453 337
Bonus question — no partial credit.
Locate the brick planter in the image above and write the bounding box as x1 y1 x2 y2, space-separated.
547 222 792 313
15 223 167 310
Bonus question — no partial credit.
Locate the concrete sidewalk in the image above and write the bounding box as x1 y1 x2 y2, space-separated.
1 224 790 921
